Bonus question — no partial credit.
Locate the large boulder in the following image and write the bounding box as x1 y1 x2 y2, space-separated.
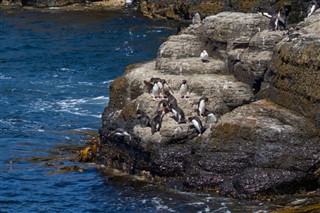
229 30 285 92
98 11 320 200
186 99 320 198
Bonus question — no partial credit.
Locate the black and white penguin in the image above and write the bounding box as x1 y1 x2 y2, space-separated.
165 91 178 109
108 128 132 140
157 99 169 112
179 79 189 98
200 50 209 62
144 80 154 94
307 0 319 17
160 79 174 96
192 12 201 26
270 6 291 31
188 116 205 136
136 109 150 128
150 110 165 135
197 96 208 117
151 80 161 100
171 106 186 124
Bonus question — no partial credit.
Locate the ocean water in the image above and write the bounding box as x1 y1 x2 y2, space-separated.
0 6 313 213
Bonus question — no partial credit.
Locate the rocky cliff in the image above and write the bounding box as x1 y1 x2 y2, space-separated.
97 11 320 199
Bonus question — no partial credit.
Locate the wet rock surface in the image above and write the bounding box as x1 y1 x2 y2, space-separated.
98 11 320 199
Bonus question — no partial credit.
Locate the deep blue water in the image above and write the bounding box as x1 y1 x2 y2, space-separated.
0 7 306 213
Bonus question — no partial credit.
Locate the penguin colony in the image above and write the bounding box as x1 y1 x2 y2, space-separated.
140 76 217 137
110 5 319 140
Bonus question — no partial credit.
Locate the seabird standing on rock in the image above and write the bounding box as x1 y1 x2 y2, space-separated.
157 99 169 112
108 128 132 140
197 96 208 117
204 110 218 128
151 80 161 100
307 0 319 17
160 79 174 96
200 50 209 62
136 109 150 128
192 12 201 26
170 106 186 124
151 110 165 135
165 91 178 109
179 79 190 98
188 116 205 136
144 80 154 93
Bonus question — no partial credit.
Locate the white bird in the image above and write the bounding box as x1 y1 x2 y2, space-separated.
200 50 209 62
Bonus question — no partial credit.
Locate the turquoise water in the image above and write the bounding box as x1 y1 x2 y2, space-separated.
1 7 312 213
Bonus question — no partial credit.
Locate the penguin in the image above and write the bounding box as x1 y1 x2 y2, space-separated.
263 5 290 31
144 80 154 93
197 96 208 117
108 128 132 140
286 33 300 42
151 80 161 100
150 110 165 135
160 79 174 96
192 12 201 26
170 106 186 124
307 0 319 17
188 116 205 136
204 110 217 129
200 50 209 62
136 109 150 128
150 77 162 83
157 99 169 112
178 79 189 98
165 90 178 109
157 80 163 93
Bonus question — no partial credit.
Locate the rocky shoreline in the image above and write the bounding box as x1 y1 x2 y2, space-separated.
97 10 320 199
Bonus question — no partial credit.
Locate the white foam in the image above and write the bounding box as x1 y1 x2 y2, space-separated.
0 73 12 80
102 80 113 85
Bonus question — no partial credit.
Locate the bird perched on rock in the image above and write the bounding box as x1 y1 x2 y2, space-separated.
136 109 150 128
188 116 205 136
170 106 186 124
151 109 165 135
270 6 291 31
157 99 169 113
192 12 201 26
108 128 132 140
197 96 209 117
160 79 174 97
200 50 209 62
204 110 218 128
307 0 319 17
178 79 190 98
151 80 161 100
165 90 178 109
